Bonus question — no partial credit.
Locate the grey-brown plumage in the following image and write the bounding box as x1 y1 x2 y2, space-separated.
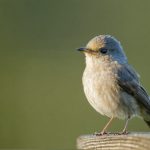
78 35 150 134
117 64 150 126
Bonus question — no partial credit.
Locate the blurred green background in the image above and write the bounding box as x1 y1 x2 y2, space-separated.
0 0 150 149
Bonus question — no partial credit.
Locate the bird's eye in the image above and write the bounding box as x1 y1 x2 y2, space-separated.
99 48 108 54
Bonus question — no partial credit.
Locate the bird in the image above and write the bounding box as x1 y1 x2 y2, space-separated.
77 35 150 135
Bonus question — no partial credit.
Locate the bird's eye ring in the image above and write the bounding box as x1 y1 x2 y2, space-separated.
99 48 108 54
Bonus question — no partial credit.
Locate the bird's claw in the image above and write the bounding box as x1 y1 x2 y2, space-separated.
114 131 129 135
94 131 129 136
94 131 110 136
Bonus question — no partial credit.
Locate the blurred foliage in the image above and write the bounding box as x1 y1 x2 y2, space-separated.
0 0 150 149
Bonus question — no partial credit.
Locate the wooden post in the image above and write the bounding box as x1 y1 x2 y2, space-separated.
77 132 150 150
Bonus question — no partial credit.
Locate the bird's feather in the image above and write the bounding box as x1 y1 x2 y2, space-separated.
117 64 150 112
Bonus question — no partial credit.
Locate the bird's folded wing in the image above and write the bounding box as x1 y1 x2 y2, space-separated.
117 64 150 111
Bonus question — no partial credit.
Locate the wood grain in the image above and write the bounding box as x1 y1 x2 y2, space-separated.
77 132 150 150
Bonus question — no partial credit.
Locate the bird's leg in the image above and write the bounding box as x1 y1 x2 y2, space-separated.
101 117 114 134
121 118 129 134
96 117 114 135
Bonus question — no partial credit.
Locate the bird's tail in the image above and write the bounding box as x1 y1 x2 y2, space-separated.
144 120 150 127
142 96 150 127
142 108 150 127
141 97 150 127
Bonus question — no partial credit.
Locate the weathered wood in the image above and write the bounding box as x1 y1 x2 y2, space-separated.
77 132 150 150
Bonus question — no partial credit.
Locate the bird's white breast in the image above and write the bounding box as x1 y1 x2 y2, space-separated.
82 56 139 119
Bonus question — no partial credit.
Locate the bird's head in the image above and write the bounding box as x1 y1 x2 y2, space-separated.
77 35 127 64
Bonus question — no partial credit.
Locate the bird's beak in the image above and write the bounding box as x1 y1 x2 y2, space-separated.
77 47 87 52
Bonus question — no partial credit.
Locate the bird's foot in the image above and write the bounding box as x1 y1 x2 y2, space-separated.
114 130 129 135
94 131 110 136
121 130 129 135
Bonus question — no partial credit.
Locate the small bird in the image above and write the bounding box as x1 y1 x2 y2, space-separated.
77 35 150 135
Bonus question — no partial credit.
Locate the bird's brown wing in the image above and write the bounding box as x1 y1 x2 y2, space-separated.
117 64 150 111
